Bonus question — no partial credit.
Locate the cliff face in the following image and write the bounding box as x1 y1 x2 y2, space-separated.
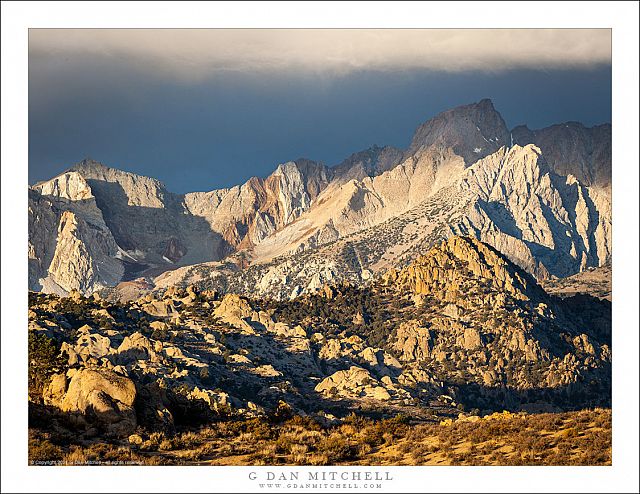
29 190 62 290
511 122 611 190
45 210 124 293
29 174 123 295
456 144 611 278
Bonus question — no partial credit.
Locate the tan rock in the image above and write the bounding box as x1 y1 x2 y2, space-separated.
116 332 158 363
461 327 482 350
49 368 137 436
69 289 83 302
92 308 115 323
128 434 143 446
393 320 433 361
360 347 380 367
141 299 178 318
43 373 68 406
368 386 391 400
315 366 386 399
214 294 253 321
251 365 283 377
149 320 170 332
75 332 114 361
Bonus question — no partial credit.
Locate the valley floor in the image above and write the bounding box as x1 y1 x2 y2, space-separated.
29 408 611 466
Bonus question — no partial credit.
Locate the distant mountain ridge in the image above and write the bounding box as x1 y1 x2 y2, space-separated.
512 121 611 189
29 99 612 296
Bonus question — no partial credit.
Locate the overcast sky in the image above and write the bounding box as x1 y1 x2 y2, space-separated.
29 29 612 193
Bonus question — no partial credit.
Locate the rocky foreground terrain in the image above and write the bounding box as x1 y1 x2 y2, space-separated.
28 236 611 465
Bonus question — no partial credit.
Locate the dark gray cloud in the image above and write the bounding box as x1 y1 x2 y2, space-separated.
29 30 612 193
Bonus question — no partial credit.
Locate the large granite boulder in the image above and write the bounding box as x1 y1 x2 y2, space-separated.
43 368 137 436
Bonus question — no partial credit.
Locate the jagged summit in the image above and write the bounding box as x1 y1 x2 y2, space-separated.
70 158 111 172
406 98 510 164
511 121 611 188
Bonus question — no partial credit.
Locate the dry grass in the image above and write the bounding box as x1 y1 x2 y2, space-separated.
28 408 611 466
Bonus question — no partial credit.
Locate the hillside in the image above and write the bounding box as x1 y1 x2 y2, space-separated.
29 237 610 443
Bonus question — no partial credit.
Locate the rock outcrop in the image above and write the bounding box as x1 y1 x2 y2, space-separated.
384 236 541 301
43 368 137 436
315 366 392 401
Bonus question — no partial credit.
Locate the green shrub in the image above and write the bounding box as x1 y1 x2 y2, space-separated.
28 332 66 398
316 434 353 463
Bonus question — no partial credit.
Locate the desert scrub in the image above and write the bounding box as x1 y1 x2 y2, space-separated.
29 438 63 463
139 431 167 451
274 433 306 455
26 409 611 466
62 447 90 465
316 433 354 463
244 418 276 440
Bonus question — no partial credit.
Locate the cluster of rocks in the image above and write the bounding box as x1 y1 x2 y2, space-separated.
30 286 433 437
28 235 610 439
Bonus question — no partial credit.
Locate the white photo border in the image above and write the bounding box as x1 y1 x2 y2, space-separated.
2 1 638 493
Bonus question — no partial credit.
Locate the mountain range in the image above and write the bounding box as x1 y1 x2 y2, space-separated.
28 99 611 299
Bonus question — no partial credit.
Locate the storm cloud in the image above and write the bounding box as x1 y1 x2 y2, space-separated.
29 29 611 193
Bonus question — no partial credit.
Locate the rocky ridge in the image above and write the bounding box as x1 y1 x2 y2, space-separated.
183 143 610 300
